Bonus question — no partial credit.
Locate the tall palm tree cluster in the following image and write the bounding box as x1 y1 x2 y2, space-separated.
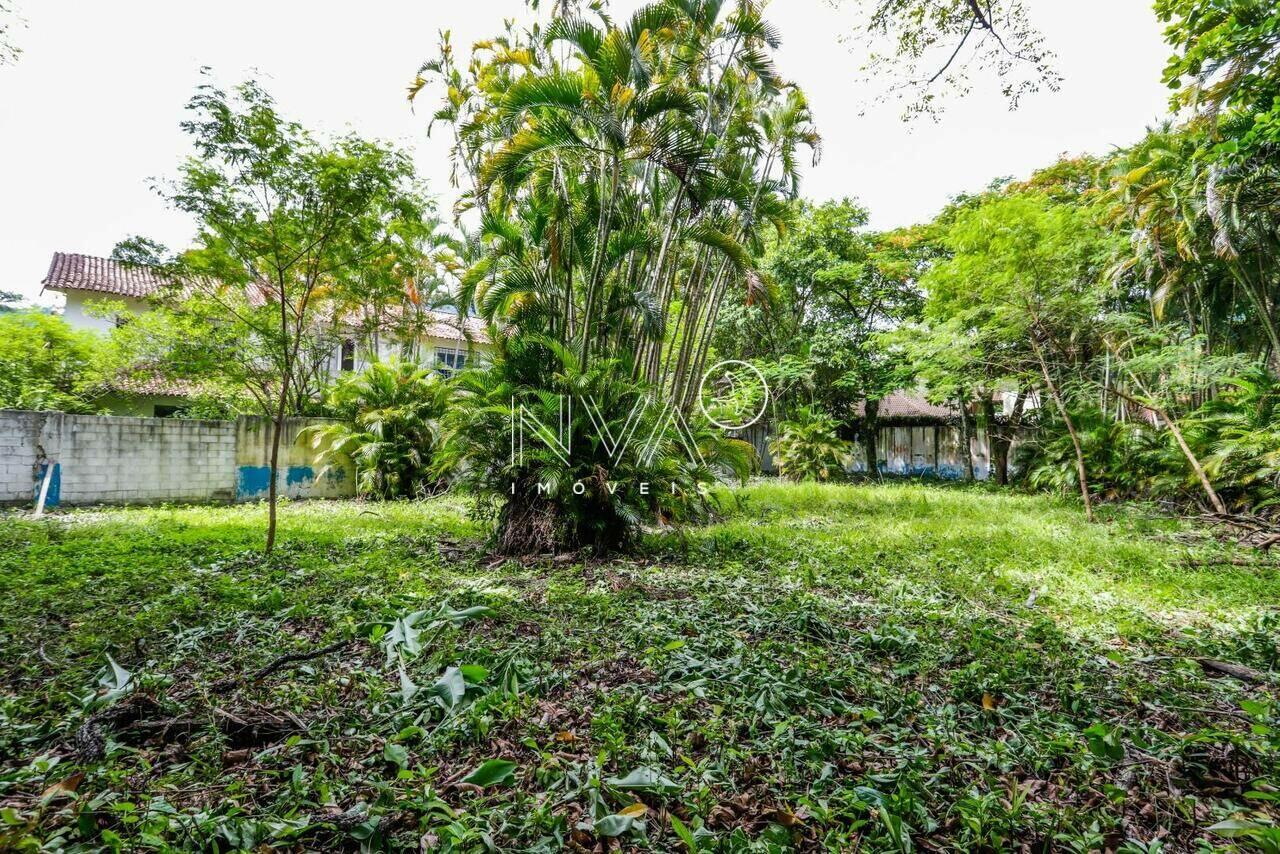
1106 127 1280 370
404 1 816 552
413 0 818 405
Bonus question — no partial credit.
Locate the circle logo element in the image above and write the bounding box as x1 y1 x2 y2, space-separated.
697 360 770 431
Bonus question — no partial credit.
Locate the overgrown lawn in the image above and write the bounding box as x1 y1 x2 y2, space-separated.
1 484 1278 851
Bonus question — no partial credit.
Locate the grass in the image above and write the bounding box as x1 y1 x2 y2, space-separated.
0 483 1277 852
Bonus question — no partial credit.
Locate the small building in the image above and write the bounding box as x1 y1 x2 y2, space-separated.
852 393 976 478
746 391 1036 481
851 392 1038 481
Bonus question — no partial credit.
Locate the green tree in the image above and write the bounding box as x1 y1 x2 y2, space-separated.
434 337 753 554
1158 0 1280 150
920 192 1116 517
414 2 810 552
1105 125 1280 368
0 312 103 412
120 77 424 553
738 200 922 472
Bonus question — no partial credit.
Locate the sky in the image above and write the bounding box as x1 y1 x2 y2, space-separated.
0 0 1173 306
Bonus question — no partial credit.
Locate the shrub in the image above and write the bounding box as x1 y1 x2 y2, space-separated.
768 405 854 482
1198 370 1280 513
434 336 753 554
303 359 451 500
0 312 103 412
1020 408 1168 501
1019 370 1280 515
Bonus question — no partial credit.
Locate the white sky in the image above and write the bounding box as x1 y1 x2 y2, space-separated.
0 0 1172 305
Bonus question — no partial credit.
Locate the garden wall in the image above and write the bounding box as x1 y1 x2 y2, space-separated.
740 421 1028 480
0 410 353 508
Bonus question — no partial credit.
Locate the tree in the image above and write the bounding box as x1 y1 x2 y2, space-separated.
1138 2 1280 371
1105 125 1280 369
334 202 467 363
840 0 1060 118
0 312 103 412
121 77 423 553
920 192 1115 517
1158 0 1280 148
739 200 921 472
413 2 811 552
433 337 753 554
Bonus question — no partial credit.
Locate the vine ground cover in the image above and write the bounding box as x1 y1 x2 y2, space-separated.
1 484 1277 851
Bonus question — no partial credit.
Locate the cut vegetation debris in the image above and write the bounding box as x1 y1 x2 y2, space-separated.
1 484 1278 851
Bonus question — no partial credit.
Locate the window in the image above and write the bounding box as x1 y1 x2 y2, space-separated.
435 348 466 376
154 405 183 419
340 340 356 372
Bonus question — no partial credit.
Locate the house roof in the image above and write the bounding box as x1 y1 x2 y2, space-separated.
423 312 490 343
105 374 204 399
41 251 489 344
855 392 959 422
42 252 174 299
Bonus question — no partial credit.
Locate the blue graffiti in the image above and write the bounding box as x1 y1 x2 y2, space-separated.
236 466 272 500
285 466 315 487
34 462 60 508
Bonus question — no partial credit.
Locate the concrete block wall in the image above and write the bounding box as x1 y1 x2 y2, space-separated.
0 410 354 507
233 416 353 501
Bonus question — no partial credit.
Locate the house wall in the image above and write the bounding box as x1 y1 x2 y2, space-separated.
95 393 193 418
328 333 486 378
60 292 150 334
854 424 991 479
0 410 354 507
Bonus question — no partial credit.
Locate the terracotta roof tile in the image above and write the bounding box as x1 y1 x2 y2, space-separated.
856 392 959 422
42 252 173 299
106 374 203 398
423 312 490 342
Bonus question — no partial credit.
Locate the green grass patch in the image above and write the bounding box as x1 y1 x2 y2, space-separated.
1 484 1277 851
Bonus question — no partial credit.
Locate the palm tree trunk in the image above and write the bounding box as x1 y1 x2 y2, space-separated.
581 154 620 366
1109 376 1226 514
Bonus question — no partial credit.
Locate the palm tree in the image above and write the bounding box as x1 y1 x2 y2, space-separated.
1106 125 1280 365
407 1 809 552
303 360 452 500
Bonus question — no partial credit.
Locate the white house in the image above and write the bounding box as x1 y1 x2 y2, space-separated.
41 252 489 416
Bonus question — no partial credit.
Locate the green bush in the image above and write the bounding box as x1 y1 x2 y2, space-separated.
768 405 854 482
0 312 104 412
1020 370 1280 514
434 336 753 554
303 359 451 499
